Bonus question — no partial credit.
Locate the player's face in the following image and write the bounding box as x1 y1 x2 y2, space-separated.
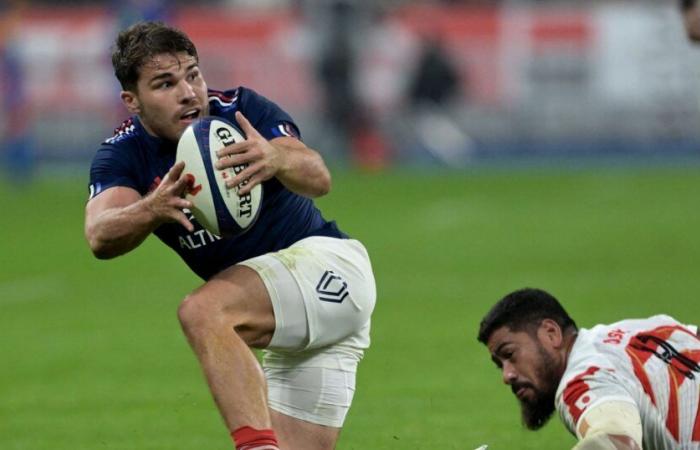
121 52 209 142
487 326 561 430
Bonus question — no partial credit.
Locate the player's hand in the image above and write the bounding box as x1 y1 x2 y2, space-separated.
145 161 194 232
214 111 285 195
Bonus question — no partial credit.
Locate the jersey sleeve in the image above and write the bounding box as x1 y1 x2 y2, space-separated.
556 364 638 439
88 143 142 200
236 87 302 142
683 324 698 336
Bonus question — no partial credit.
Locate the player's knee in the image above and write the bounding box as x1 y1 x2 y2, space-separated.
177 293 224 336
177 293 262 345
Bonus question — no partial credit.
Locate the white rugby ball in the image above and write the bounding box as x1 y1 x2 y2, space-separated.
176 116 263 237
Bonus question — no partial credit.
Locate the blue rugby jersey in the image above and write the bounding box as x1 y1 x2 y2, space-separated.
88 87 346 280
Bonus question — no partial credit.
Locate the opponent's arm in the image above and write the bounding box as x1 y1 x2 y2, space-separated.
572 401 643 450
85 161 194 259
216 111 331 198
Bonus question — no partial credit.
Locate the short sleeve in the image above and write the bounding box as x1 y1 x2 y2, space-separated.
237 87 301 142
88 144 141 200
557 365 637 438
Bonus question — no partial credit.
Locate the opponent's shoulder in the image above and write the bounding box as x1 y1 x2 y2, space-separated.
599 315 694 340
556 359 629 429
558 330 621 395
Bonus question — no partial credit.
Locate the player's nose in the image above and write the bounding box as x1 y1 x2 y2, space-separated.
501 362 517 385
178 80 196 102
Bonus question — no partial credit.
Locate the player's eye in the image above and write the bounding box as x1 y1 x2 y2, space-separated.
491 356 503 369
188 71 200 81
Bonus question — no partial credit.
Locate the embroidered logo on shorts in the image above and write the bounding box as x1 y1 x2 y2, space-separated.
316 270 349 303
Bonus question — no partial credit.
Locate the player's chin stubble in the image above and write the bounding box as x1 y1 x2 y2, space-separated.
519 348 559 430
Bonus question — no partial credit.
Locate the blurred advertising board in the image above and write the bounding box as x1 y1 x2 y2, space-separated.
1 2 698 164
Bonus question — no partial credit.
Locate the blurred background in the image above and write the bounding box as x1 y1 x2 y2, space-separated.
3 1 700 450
2 0 700 175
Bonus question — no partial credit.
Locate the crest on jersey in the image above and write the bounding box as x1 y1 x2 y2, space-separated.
316 270 349 303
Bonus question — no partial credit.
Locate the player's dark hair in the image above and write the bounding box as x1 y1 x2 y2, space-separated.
477 288 577 344
682 0 697 11
112 21 199 91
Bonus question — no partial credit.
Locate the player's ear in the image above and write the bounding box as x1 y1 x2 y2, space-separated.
121 91 141 114
538 318 563 349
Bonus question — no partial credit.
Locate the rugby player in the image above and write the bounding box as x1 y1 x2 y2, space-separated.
84 21 376 450
478 288 700 450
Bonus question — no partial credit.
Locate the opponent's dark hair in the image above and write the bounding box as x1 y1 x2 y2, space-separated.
112 21 198 91
682 0 697 11
477 288 577 344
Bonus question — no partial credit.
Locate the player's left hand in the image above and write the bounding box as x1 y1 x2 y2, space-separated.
215 111 285 195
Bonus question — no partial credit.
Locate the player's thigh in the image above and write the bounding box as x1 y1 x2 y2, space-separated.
182 264 275 348
237 237 373 432
299 237 376 350
239 236 376 351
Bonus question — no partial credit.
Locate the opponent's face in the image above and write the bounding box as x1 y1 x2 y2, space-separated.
487 325 562 430
121 52 209 142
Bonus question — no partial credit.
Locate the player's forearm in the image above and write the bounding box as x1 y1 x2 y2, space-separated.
275 144 331 198
85 198 160 259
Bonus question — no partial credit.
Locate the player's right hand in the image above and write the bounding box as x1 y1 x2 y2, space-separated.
145 161 195 232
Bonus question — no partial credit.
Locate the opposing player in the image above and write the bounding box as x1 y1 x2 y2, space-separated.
84 21 376 450
477 288 700 450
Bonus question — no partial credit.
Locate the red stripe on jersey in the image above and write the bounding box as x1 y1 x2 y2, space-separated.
113 117 134 136
625 346 657 406
667 368 681 441
681 349 700 441
624 326 683 405
208 89 237 104
625 325 700 442
563 366 600 423
671 349 700 385
692 392 700 441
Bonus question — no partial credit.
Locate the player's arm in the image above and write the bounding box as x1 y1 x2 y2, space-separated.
572 401 643 450
85 161 194 259
216 111 331 198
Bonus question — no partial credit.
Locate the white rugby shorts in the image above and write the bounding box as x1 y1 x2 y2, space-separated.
238 236 376 427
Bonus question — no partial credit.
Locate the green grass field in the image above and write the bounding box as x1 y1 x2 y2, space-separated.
2 166 700 449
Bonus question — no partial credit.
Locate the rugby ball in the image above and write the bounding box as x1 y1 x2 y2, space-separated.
176 116 263 237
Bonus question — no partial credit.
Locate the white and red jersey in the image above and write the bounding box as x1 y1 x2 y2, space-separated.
555 315 700 450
